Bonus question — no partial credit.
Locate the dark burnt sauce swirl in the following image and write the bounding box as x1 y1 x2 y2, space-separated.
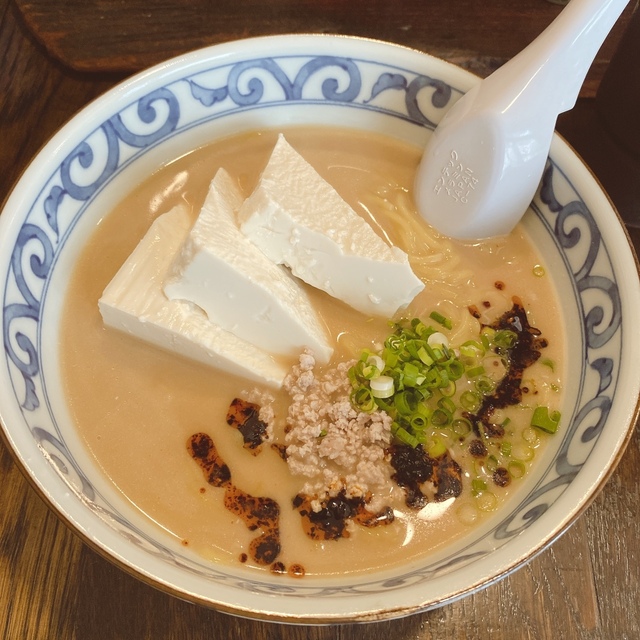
226 397 268 454
389 446 463 509
187 432 281 566
469 297 548 439
292 492 394 541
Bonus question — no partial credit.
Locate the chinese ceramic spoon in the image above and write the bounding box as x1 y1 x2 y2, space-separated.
414 0 631 240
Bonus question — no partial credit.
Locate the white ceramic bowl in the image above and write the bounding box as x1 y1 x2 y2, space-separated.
1 35 639 624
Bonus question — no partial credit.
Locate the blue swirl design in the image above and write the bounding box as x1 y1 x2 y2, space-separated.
366 73 452 127
44 186 65 237
190 56 362 108
0 52 627 601
542 162 620 350
3 223 54 409
187 55 455 128
109 88 180 147
3 89 180 410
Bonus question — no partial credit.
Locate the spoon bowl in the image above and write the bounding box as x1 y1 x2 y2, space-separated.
415 0 632 239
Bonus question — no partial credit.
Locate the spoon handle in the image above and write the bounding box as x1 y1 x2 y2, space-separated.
477 0 632 117
525 0 631 114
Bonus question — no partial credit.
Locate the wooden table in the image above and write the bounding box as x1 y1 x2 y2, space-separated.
1 0 639 637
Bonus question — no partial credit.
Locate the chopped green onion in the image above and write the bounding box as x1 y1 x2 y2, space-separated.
427 437 447 457
480 327 495 350
438 396 456 415
394 425 419 448
494 329 518 349
460 390 481 412
386 334 405 352
431 408 452 426
411 318 432 338
394 389 417 415
402 362 424 388
445 359 465 380
541 358 555 371
374 396 395 415
500 441 512 457
475 375 496 394
531 406 561 433
460 340 485 359
471 478 487 494
466 365 485 378
370 375 394 399
510 443 534 462
417 346 434 366
508 460 526 478
429 311 453 330
351 386 376 411
427 332 449 348
366 354 385 374
410 414 429 430
440 380 457 397
383 350 399 368
452 417 472 437
476 491 498 512
347 314 559 457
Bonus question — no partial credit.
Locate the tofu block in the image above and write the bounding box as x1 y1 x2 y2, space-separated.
237 134 425 317
99 205 289 388
163 169 332 364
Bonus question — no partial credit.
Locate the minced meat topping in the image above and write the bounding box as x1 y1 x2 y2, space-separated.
283 350 393 513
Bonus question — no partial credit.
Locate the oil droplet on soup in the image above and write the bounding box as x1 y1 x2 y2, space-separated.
60 127 564 576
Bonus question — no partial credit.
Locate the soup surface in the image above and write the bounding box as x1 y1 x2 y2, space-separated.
61 127 564 577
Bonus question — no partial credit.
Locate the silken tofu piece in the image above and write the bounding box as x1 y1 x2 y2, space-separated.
237 134 425 317
163 168 332 364
98 205 289 388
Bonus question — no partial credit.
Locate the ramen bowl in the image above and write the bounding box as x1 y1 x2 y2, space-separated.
0 35 639 623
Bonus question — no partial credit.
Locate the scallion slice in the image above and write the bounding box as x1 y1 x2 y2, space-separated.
429 311 453 330
427 437 447 457
370 375 394 399
460 390 481 412
508 460 526 478
452 417 472 437
466 365 485 378
427 331 449 349
493 329 518 349
351 386 376 411
531 406 561 433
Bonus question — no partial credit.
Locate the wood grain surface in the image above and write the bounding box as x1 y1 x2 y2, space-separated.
1 0 639 638
12 0 637 96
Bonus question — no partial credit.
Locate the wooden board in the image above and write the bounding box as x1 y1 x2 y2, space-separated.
13 0 636 96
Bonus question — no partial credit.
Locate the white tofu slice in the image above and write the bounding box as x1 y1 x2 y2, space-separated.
163 168 332 364
237 134 425 317
99 205 289 388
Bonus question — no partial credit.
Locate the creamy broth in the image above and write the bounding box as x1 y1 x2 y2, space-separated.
61 127 564 576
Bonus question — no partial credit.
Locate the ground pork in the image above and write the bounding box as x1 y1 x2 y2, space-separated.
283 350 393 511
